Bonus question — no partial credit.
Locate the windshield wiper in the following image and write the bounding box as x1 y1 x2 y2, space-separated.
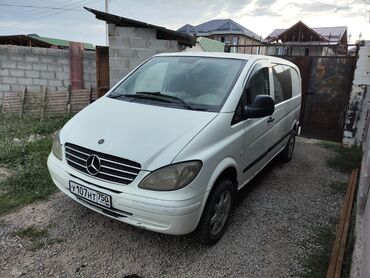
109 92 194 110
109 93 171 103
135 92 194 110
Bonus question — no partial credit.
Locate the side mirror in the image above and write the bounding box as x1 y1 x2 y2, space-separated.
244 95 275 119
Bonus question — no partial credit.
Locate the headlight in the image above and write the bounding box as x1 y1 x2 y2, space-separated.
138 161 202 191
52 130 62 161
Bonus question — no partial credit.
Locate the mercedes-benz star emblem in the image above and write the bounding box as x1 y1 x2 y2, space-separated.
86 154 101 176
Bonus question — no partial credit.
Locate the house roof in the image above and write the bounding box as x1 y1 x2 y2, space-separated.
266 21 347 44
28 34 95 50
85 7 195 47
0 35 53 48
0 34 95 50
178 24 198 34
178 19 261 41
197 37 225 52
311 26 347 41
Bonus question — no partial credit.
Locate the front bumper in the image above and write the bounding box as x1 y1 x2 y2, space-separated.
47 153 203 235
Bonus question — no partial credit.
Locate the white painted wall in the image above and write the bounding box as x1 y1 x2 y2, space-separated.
353 41 370 86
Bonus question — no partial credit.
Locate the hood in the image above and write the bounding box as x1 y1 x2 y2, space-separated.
61 97 217 171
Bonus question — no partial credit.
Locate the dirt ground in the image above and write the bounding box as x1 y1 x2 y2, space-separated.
0 138 348 278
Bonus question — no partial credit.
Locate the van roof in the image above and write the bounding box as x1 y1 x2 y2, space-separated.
154 52 299 70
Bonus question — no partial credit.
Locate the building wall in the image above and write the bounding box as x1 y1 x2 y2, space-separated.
237 36 261 54
350 96 370 278
266 46 327 56
108 25 179 87
343 41 370 147
0 45 96 106
207 34 260 54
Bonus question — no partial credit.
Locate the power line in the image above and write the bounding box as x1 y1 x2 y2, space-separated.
0 0 90 28
0 0 87 20
0 3 80 11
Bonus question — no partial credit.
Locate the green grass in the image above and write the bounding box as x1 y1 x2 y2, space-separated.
293 141 360 277
300 219 338 278
320 142 362 174
299 213 356 278
12 225 63 251
341 207 356 278
330 181 348 195
0 115 70 214
13 225 48 239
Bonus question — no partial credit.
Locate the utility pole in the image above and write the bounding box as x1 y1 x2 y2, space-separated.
105 0 109 46
364 0 370 22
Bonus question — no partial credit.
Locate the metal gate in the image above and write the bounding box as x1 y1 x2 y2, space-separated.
96 46 110 98
286 56 356 142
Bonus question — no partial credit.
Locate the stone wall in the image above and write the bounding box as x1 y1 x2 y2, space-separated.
108 24 179 87
0 45 96 106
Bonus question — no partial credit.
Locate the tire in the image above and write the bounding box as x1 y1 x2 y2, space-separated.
280 131 296 163
196 178 235 245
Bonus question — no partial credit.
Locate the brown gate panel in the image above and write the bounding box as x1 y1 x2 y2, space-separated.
96 46 110 98
302 57 355 142
286 56 355 142
285 57 312 125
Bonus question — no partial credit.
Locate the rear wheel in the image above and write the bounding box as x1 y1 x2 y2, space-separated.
196 178 234 245
280 131 296 163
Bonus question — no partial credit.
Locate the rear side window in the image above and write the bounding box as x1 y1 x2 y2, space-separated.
272 65 292 104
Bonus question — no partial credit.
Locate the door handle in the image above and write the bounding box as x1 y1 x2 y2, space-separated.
267 116 275 123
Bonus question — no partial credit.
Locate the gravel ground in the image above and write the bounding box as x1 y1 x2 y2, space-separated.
0 138 348 278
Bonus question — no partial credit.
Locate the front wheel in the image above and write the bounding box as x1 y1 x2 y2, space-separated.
195 178 235 245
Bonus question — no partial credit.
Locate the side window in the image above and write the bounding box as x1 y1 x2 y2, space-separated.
231 93 246 125
231 67 269 125
246 68 270 105
272 65 292 104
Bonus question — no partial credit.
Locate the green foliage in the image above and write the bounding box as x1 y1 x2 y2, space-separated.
0 115 70 214
12 225 48 239
321 142 362 174
329 181 348 195
300 220 337 278
341 206 357 278
12 225 63 251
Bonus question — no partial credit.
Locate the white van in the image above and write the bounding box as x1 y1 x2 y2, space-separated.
47 52 301 244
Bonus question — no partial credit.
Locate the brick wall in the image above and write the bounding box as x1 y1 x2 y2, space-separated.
0 45 96 105
108 24 179 87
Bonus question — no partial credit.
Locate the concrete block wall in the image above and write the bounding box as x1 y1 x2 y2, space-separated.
108 24 179 87
0 45 96 106
83 50 97 89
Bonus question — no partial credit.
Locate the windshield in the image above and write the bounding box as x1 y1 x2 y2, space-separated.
109 56 246 111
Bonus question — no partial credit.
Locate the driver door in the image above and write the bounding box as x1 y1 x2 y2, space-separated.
237 61 276 187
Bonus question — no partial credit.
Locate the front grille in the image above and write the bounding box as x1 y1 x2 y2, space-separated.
64 143 141 184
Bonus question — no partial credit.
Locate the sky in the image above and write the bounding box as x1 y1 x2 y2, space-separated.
0 0 369 46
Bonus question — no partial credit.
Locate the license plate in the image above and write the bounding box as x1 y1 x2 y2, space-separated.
69 181 111 208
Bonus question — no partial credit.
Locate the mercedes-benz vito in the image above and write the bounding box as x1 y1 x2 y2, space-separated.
47 52 301 244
